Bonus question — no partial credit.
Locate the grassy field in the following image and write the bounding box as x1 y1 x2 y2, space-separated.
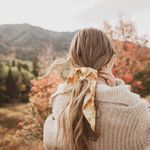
0 103 44 150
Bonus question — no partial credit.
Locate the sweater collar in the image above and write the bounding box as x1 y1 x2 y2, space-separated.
95 84 140 106
53 83 140 106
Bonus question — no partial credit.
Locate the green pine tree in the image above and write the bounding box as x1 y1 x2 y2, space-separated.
5 67 19 101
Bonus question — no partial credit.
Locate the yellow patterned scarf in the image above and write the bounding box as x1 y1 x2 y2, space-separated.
64 66 98 132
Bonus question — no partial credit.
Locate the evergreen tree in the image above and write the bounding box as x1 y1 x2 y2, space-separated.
17 62 22 72
12 60 16 67
20 73 31 102
5 67 19 101
22 63 29 71
32 57 39 77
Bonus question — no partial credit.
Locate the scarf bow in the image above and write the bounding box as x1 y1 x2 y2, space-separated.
64 66 98 132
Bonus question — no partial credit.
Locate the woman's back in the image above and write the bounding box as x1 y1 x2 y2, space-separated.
43 28 150 150
43 82 150 150
89 83 150 150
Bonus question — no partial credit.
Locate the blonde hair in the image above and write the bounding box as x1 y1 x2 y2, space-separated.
41 28 115 150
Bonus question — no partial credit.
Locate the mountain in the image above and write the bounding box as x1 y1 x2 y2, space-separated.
0 23 76 61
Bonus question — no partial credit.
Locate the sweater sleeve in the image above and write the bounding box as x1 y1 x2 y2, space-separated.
116 78 125 85
52 93 70 119
43 93 70 150
138 99 150 147
48 83 70 119
115 78 132 91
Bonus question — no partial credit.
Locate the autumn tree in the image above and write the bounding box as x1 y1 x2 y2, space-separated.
101 17 150 97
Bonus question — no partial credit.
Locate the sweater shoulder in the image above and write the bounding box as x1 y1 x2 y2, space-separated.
96 84 140 106
136 98 150 146
96 84 150 116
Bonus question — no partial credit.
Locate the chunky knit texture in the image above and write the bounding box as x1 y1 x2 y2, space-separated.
43 78 150 150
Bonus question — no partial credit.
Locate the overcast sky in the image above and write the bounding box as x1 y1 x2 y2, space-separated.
0 0 150 37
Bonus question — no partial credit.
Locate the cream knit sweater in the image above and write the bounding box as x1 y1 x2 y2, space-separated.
43 78 150 150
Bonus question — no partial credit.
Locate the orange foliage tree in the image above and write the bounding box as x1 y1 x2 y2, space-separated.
15 73 62 145
102 18 150 96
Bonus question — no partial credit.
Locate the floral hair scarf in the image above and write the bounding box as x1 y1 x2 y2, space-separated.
63 66 98 132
